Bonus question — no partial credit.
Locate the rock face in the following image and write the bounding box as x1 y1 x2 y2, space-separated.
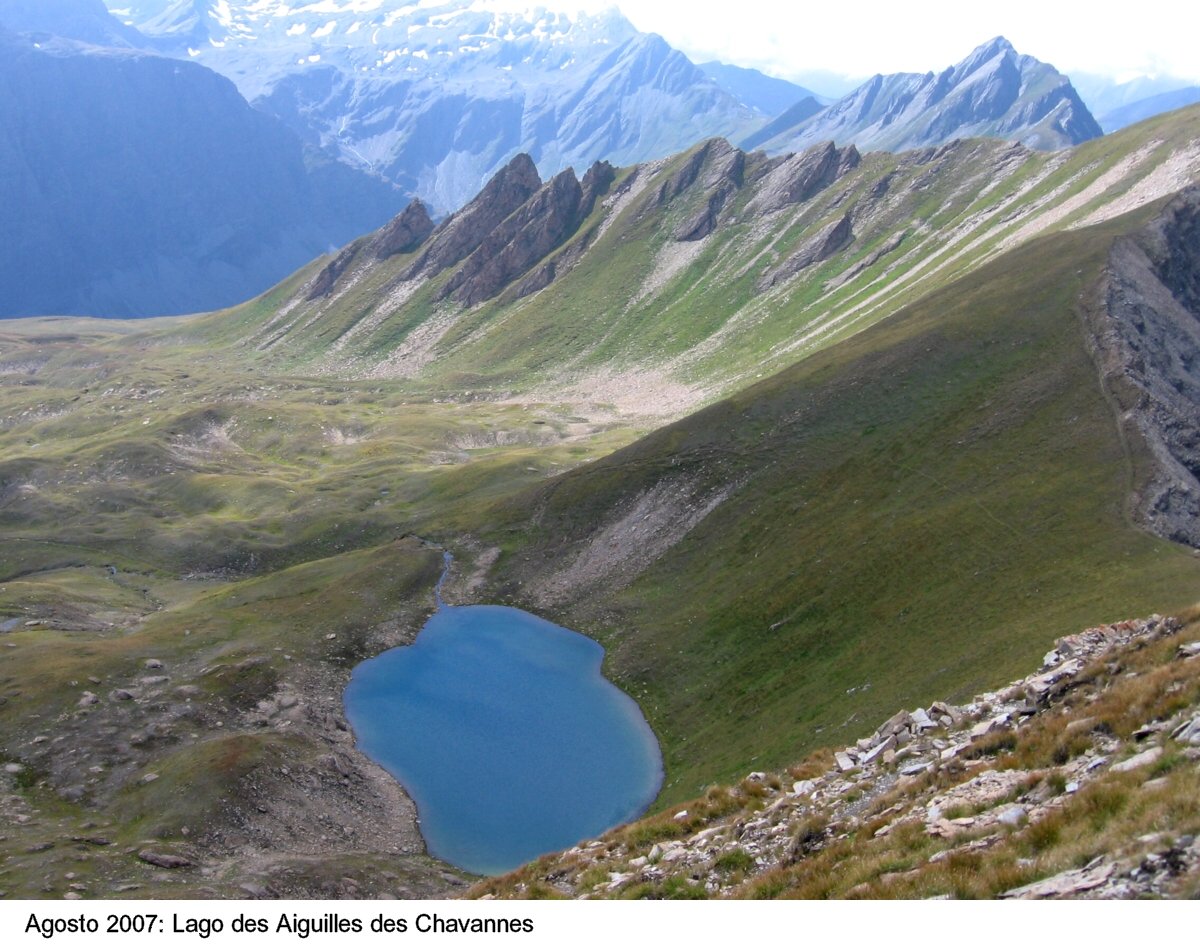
747 142 860 215
757 212 854 290
440 168 587 307
408 154 544 283
0 23 406 318
670 141 746 242
1087 185 1200 547
753 37 1101 155
305 154 619 308
370 201 435 262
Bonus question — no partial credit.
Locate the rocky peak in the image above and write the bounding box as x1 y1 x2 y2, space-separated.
953 36 1018 79
749 38 1100 155
369 199 434 262
672 141 747 242
439 167 590 307
407 153 543 281
579 160 617 219
749 141 859 215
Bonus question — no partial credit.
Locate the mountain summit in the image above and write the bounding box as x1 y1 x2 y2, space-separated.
750 36 1101 153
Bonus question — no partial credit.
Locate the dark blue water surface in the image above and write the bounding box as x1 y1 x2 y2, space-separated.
343 602 663 875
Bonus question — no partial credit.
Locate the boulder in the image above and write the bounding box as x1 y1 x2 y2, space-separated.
1112 747 1163 773
1171 716 1200 744
137 850 191 869
1001 862 1115 899
970 713 1010 739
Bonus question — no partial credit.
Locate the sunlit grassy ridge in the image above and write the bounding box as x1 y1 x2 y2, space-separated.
169 107 1200 407
474 203 1200 801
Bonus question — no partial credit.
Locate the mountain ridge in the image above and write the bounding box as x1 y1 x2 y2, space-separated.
752 36 1101 154
201 105 1200 415
0 9 410 318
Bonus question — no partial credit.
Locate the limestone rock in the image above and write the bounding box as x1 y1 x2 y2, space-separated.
440 168 586 307
408 153 543 282
747 141 859 216
369 199 434 261
1171 716 1200 744
137 850 192 869
305 244 358 300
1001 862 1116 899
757 212 853 290
1112 746 1163 773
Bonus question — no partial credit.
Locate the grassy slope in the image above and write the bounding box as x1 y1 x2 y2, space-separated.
170 108 1200 408
478 202 1200 802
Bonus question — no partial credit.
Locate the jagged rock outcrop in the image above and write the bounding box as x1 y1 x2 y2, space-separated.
369 200 434 262
673 144 746 242
306 198 436 300
306 246 358 300
406 154 543 282
440 168 587 307
502 161 617 303
747 142 860 216
655 139 725 206
1087 186 1200 547
757 211 854 290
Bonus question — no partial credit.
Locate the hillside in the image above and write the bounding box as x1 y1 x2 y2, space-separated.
455 187 1200 800
475 609 1200 899
0 113 1198 899
190 106 1200 418
0 23 406 318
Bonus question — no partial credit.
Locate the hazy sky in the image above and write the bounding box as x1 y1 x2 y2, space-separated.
534 0 1200 85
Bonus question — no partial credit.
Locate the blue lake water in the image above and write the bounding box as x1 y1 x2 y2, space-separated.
343 600 663 876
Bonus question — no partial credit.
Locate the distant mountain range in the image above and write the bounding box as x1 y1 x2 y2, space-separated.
1097 86 1200 133
5 0 1193 319
0 8 405 318
749 37 1102 154
108 3 1104 214
120 0 760 213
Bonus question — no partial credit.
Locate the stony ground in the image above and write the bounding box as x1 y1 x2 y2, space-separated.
473 610 1200 899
